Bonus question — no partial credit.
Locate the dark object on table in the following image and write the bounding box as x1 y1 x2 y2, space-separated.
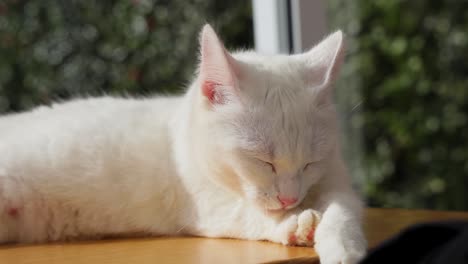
361 221 468 264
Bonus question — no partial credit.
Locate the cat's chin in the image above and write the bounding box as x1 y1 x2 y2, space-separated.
265 206 296 215
265 203 299 212
260 202 300 214
263 208 292 218
267 208 286 213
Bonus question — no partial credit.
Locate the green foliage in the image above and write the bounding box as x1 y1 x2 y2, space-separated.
329 0 468 210
0 0 252 112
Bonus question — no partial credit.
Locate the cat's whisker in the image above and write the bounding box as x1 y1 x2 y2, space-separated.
175 224 188 234
346 99 365 119
350 100 364 112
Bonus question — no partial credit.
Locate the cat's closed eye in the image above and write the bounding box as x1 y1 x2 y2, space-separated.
265 161 276 173
255 158 276 173
303 162 316 172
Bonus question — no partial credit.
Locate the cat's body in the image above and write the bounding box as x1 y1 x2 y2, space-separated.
0 96 183 241
0 25 366 264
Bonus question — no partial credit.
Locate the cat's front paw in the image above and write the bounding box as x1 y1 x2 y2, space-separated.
276 209 321 246
314 231 366 264
315 238 365 264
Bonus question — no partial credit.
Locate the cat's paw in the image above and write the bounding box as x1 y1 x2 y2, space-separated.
314 231 366 264
315 238 365 264
276 209 321 247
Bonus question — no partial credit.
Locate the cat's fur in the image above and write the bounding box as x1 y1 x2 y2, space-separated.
0 25 366 264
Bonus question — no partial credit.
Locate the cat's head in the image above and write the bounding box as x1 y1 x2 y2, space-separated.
192 25 344 212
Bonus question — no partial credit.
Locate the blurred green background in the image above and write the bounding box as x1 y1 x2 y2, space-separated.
1 0 467 210
0 0 252 111
330 0 468 210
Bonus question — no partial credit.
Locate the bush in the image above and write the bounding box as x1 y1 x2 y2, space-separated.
0 0 252 112
329 0 468 210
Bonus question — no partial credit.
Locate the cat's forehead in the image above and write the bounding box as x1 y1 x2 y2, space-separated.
234 52 305 82
235 103 334 166
236 93 318 160
232 52 310 101
230 51 330 160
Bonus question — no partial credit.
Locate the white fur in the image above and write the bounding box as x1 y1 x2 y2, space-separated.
0 25 366 264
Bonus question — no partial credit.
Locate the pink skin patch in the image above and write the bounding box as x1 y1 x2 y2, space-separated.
306 228 315 241
202 81 224 104
7 207 19 217
288 234 297 245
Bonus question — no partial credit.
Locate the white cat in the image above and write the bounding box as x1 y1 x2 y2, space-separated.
0 25 366 264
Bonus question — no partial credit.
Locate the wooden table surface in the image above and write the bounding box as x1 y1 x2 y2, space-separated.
1 208 468 264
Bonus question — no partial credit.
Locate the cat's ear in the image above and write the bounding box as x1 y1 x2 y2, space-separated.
300 30 345 105
198 24 239 105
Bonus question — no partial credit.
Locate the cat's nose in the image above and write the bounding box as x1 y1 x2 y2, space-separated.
277 195 298 208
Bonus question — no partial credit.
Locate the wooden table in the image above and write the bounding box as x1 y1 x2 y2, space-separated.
1 208 468 264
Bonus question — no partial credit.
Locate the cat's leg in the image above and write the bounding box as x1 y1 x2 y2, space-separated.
190 200 322 247
0 176 20 243
0 175 63 244
313 189 367 264
0 205 13 243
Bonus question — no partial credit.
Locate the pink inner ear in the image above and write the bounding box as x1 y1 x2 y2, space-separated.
199 25 238 105
202 80 224 104
199 51 235 105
